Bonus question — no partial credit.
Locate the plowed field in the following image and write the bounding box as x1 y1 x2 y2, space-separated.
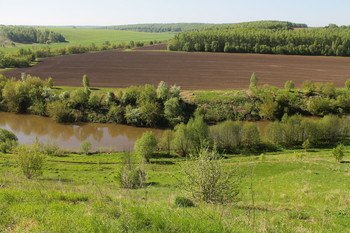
3 50 350 89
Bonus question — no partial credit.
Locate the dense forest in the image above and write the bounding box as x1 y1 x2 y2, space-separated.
0 26 66 44
168 23 350 56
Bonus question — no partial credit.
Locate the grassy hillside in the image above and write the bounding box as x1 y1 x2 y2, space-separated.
0 28 173 53
0 149 349 232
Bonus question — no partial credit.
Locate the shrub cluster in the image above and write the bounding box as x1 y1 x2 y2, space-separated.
0 76 193 128
157 113 348 156
197 80 350 123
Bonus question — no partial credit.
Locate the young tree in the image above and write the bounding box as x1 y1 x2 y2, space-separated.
182 149 240 204
332 144 345 163
169 85 181 98
46 77 54 88
16 143 45 179
345 78 350 90
118 152 146 189
156 81 169 101
134 131 157 162
186 114 209 154
284 80 295 90
241 123 260 150
82 74 90 88
139 101 162 127
80 141 92 155
249 72 258 89
259 95 278 120
172 123 192 157
158 129 174 155
302 139 311 152
47 101 72 123
164 97 185 126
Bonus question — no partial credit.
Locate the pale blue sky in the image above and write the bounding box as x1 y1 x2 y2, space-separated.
1 0 349 27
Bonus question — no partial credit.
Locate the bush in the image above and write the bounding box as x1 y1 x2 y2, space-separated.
186 114 209 154
345 78 350 90
0 129 18 153
82 74 89 88
118 152 146 189
259 95 278 120
158 129 174 155
164 97 185 126
249 72 258 89
209 121 243 152
80 141 92 155
139 101 162 127
0 140 18 153
16 143 45 179
134 131 157 162
294 152 304 160
107 105 125 124
175 196 195 207
42 142 61 157
172 123 192 157
259 153 266 162
156 81 169 101
0 128 18 142
47 101 72 123
124 105 142 126
284 80 295 90
241 123 260 150
332 144 345 162
182 149 240 204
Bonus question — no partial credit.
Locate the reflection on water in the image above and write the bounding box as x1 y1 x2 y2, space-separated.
0 112 163 151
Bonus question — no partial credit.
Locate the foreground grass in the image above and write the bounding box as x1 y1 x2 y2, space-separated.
0 28 173 53
1 149 350 232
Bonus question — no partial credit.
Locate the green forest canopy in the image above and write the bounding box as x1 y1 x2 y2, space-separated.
0 26 66 44
168 22 350 56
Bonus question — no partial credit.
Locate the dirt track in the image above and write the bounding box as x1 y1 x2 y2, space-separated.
2 50 350 89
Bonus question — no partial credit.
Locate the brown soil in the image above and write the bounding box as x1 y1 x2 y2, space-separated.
2 50 350 90
134 44 167 50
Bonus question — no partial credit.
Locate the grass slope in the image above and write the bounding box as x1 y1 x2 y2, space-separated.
0 28 173 53
1 149 349 232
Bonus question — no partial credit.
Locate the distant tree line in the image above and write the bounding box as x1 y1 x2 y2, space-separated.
209 21 307 30
0 26 66 44
106 23 217 32
106 21 307 33
0 40 153 69
168 27 350 56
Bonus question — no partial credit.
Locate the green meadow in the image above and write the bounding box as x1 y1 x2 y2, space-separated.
0 28 173 53
1 148 350 232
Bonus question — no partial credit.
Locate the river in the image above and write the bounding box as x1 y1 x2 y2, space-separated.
0 112 163 151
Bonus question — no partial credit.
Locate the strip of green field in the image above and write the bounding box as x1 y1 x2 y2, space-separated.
0 28 173 53
0 149 349 232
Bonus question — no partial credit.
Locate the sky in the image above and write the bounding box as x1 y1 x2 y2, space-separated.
0 0 349 27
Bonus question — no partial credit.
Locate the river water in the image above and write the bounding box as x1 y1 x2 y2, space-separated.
0 112 163 151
